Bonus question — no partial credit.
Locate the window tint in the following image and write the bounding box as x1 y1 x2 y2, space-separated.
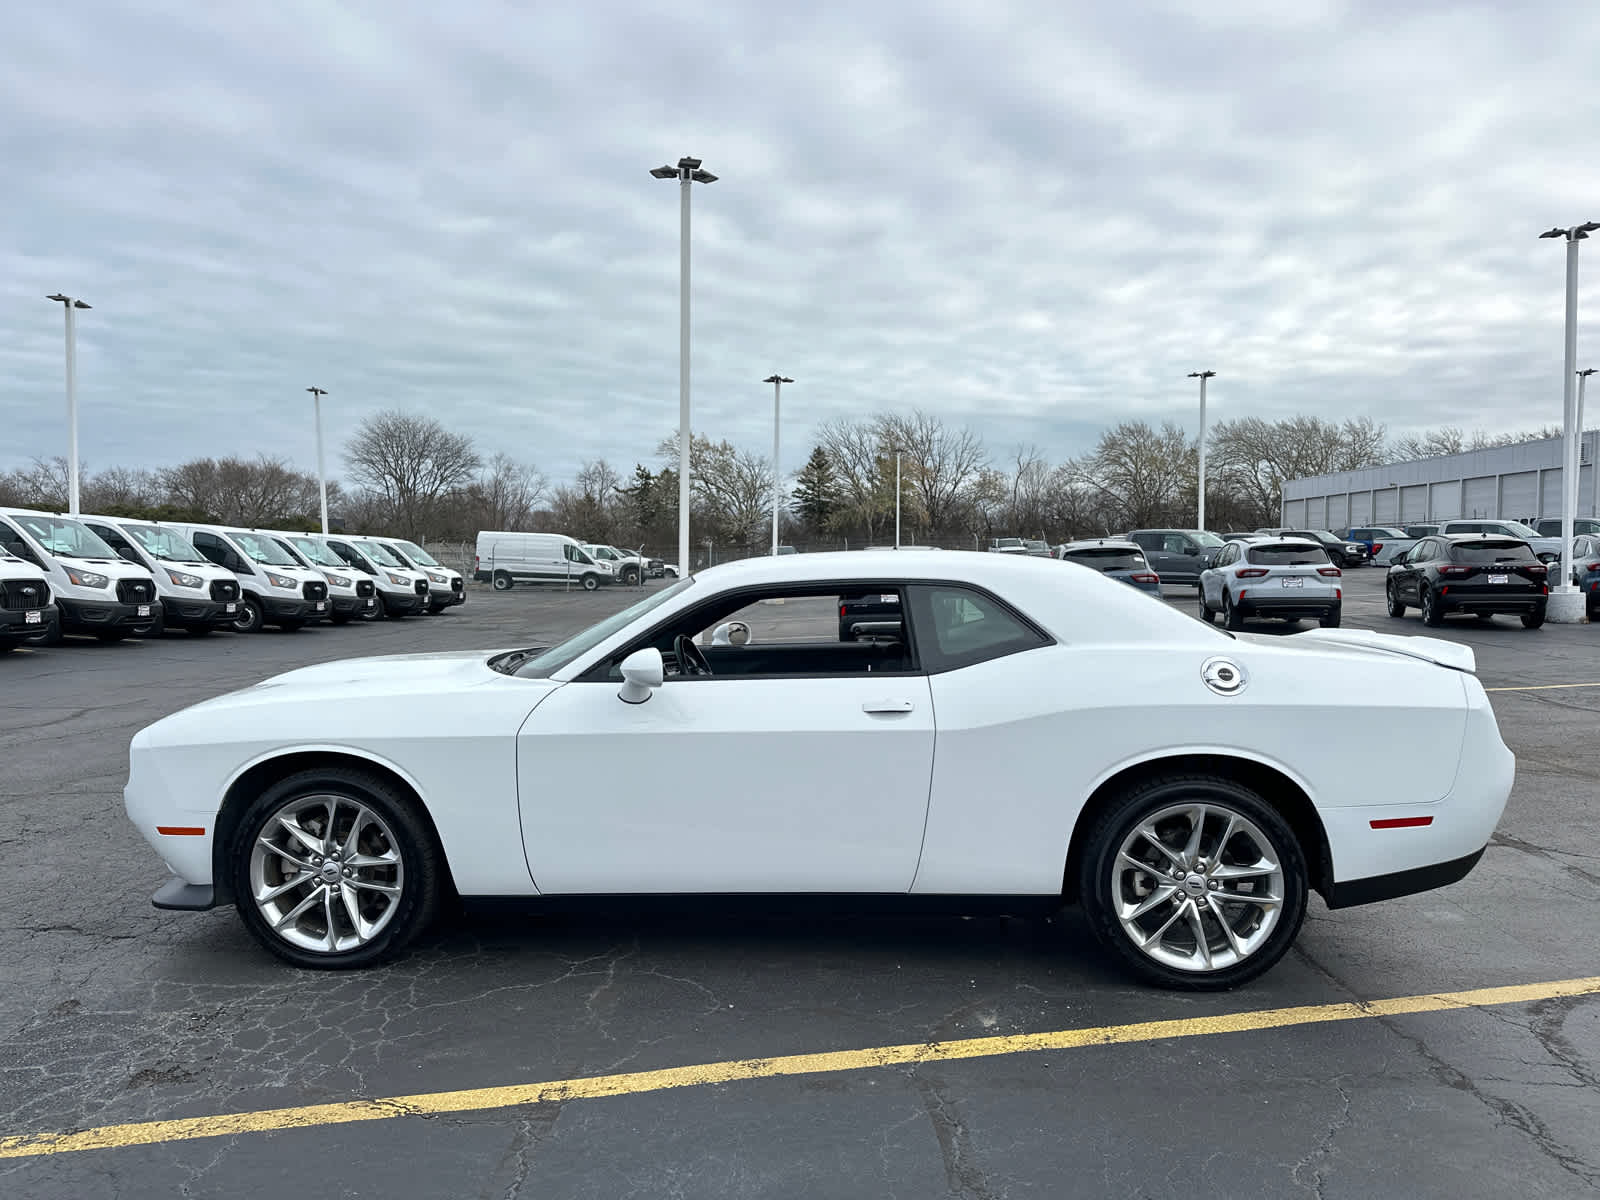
1161 535 1188 553
1247 544 1330 565
1450 541 1536 564
908 585 1048 673
1064 548 1146 570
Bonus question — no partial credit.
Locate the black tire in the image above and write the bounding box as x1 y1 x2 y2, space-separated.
581 573 600 592
1385 581 1406 618
1522 610 1546 630
1197 591 1216 624
228 767 443 970
621 567 640 586
492 571 514 591
27 617 62 646
428 602 447 615
1319 605 1342 629
359 599 384 622
1078 773 1309 990
382 600 407 620
133 611 165 638
232 596 265 634
1421 586 1444 627
1222 591 1245 631
0 637 18 653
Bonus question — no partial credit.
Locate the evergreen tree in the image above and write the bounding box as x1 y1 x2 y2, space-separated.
791 446 837 535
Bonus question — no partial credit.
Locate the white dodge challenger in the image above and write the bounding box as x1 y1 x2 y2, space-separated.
125 551 1513 989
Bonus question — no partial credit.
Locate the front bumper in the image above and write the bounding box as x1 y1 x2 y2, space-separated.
261 594 329 622
333 594 382 616
380 591 425 614
0 602 58 636
162 597 238 627
58 595 159 632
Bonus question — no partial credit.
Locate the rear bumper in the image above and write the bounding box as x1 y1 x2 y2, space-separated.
1239 595 1340 619
57 596 157 632
1326 846 1486 908
152 878 220 911
1439 592 1545 615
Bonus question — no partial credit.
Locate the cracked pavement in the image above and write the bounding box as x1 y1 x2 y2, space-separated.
1 574 1597 1198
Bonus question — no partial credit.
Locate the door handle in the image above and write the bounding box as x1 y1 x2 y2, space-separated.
862 700 914 714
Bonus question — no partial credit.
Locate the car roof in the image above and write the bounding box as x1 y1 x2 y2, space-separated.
1438 532 1527 541
1060 538 1142 550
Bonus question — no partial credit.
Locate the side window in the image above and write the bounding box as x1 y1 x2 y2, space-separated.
329 542 368 572
1129 533 1156 551
90 525 138 562
0 523 40 565
565 545 594 565
191 532 229 569
908 585 1049 674
1162 535 1187 554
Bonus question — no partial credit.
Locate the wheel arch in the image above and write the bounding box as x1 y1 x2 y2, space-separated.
1061 752 1334 902
212 748 457 905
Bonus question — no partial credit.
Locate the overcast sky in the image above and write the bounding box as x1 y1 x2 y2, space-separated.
5 0 1600 488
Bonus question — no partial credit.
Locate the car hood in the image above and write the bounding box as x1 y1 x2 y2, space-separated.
1267 627 1476 673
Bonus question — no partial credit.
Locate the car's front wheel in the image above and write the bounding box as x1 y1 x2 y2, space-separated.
581 573 600 592
1079 775 1308 990
230 768 443 969
232 597 265 634
1385 580 1406 618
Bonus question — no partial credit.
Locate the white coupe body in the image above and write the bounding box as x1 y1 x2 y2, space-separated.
125 551 1513 987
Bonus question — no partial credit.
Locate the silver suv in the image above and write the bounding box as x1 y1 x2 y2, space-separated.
1199 536 1343 629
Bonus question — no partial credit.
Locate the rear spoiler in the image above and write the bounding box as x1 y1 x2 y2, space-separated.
1290 628 1476 673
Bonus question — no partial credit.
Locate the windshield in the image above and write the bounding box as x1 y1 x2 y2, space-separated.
11 515 119 559
503 577 695 678
119 523 204 563
1190 531 1224 547
393 540 441 568
287 537 345 567
357 540 406 568
1065 548 1146 570
1496 521 1542 539
230 531 299 566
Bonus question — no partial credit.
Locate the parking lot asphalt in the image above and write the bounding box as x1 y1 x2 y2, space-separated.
2 569 1597 1198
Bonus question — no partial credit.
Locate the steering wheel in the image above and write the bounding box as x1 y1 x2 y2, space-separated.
673 634 713 677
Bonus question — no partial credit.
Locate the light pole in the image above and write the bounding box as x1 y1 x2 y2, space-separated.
1538 222 1600 620
892 446 903 549
46 294 91 515
307 387 330 534
1188 370 1215 531
650 156 717 577
764 375 792 555
1581 369 1597 525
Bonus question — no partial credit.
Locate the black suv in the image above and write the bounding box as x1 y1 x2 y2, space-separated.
1386 535 1548 628
839 592 902 641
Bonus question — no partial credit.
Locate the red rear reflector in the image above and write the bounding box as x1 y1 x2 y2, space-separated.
1370 816 1433 829
157 826 206 837
1371 543 1383 554
1588 562 1600 572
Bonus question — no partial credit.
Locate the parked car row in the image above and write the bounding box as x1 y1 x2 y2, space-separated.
473 531 676 591
0 507 466 651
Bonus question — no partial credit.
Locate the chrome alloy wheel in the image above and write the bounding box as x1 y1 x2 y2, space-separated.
1111 802 1285 974
248 794 405 954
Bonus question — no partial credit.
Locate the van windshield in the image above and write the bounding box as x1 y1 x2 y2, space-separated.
393 540 441 567
288 537 344 567
230 531 300 567
499 577 695 678
357 540 406 568
12 515 119 560
120 523 204 564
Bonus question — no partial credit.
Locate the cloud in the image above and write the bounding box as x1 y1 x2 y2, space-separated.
4 0 1600 493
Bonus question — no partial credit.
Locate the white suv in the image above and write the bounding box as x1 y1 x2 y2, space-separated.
1199 536 1343 629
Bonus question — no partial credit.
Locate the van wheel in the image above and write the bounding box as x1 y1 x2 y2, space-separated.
233 597 265 634
492 571 513 591
621 567 640 586
581 573 600 592
359 602 384 622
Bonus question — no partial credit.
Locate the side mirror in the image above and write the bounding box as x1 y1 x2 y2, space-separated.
1183 545 1199 556
617 647 665 705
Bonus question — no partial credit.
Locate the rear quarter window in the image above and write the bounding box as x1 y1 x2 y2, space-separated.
907 585 1050 673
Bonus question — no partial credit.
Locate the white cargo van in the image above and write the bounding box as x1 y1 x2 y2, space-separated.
369 536 466 612
312 535 429 618
165 523 330 632
270 532 381 624
79 515 242 636
0 508 160 643
474 531 615 591
0 549 57 651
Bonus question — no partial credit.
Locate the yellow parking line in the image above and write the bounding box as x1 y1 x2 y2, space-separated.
1485 682 1600 692
3 974 1597 1161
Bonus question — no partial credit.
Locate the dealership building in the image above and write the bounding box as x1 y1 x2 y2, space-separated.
1281 430 1600 530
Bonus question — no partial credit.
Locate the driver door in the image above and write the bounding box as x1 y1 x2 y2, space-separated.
516 587 936 894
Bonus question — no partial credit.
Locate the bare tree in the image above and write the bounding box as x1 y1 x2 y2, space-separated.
462 453 547 533
657 435 773 548
815 419 889 542
155 455 326 525
1391 424 1564 462
1082 420 1195 530
343 410 481 538
1208 416 1388 529
880 410 988 538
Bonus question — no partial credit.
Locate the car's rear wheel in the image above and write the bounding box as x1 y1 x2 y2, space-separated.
1319 605 1342 628
1385 581 1406 618
1522 610 1546 630
1079 775 1308 990
1222 591 1245 631
230 768 443 969
492 571 513 591
1421 586 1443 627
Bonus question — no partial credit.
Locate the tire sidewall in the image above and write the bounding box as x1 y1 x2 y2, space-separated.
492 572 513 591
229 768 442 970
233 597 265 634
1079 775 1309 990
582 574 599 591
